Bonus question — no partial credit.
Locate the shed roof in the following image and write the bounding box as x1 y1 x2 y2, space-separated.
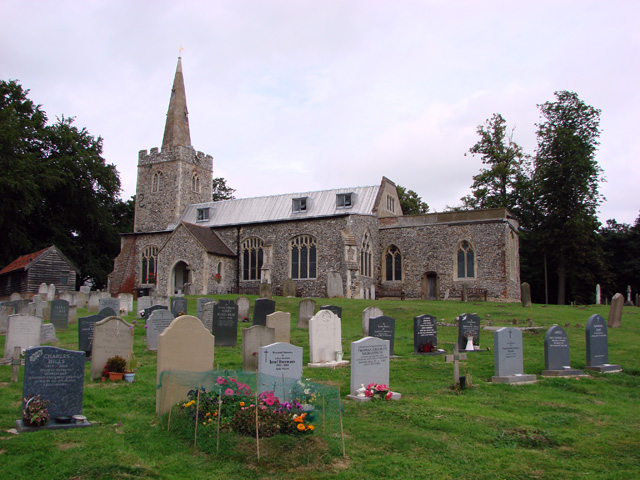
0 246 80 275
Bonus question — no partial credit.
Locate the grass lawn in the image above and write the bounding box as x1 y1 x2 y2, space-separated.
1 296 639 479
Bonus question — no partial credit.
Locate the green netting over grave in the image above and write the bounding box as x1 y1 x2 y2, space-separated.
157 369 345 462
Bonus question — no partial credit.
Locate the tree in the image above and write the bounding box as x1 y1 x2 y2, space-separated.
461 113 531 218
212 177 236 201
529 91 604 304
599 215 640 300
396 185 429 215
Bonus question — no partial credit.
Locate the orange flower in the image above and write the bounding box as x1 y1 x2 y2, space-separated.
297 423 306 431
239 402 245 407
308 425 314 431
294 416 303 423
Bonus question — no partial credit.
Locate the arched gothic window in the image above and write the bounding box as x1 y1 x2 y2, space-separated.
457 241 475 278
152 171 164 192
192 172 200 193
360 231 372 277
241 238 264 281
385 245 402 281
290 235 317 279
141 245 159 284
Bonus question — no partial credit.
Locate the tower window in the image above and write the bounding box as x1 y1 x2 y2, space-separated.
152 171 164 192
192 172 200 193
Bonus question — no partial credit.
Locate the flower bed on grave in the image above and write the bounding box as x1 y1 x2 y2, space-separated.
158 370 344 462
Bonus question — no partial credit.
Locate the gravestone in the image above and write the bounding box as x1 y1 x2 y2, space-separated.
156 316 215 415
258 342 303 400
196 297 213 320
146 309 176 351
242 325 276 372
50 299 69 330
326 272 343 298
347 336 400 401
40 323 58 344
413 314 444 354
521 283 531 307
47 283 56 301
308 310 349 367
259 282 272 298
119 293 134 313
4 314 42 359
144 304 168 319
585 314 622 373
43 302 51 322
457 313 481 351
252 298 276 326
596 284 601 305
78 313 108 357
362 306 383 336
90 316 134 379
445 344 467 387
79 285 91 294
266 311 291 344
369 316 396 356
297 298 316 328
98 296 119 314
87 292 100 312
137 297 152 317
151 295 171 309
320 305 342 319
492 327 537 384
170 296 188 316
59 291 75 306
38 283 48 296
21 346 86 423
282 278 297 297
98 307 118 318
212 300 238 347
76 292 87 309
10 292 22 301
68 306 78 325
236 296 250 322
607 293 623 328
0 303 17 333
541 325 584 377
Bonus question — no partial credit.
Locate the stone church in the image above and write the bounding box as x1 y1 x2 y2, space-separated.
108 58 521 301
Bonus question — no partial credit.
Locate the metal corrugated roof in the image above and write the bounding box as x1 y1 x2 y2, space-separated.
178 185 381 228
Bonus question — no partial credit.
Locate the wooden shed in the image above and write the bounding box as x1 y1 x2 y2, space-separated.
0 246 80 297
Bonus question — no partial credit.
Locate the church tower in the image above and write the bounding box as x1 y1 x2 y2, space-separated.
133 57 213 232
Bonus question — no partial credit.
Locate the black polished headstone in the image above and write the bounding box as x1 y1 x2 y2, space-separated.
98 307 118 317
252 298 276 326
144 304 168 319
22 346 85 420
213 300 239 347
171 296 188 317
50 299 69 330
586 314 608 367
414 314 439 354
457 313 481 350
369 316 396 356
544 326 571 370
320 305 342 319
78 313 107 357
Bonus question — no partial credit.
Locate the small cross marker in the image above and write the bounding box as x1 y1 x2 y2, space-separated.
445 343 467 387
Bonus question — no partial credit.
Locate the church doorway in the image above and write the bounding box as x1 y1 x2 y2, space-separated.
421 272 439 300
171 261 191 294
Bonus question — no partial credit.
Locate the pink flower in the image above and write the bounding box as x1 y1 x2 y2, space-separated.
216 377 226 385
365 390 373 397
377 384 388 391
224 388 234 396
265 396 275 406
144 325 148 329
385 391 393 400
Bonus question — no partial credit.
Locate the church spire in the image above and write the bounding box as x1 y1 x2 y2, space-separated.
162 56 192 149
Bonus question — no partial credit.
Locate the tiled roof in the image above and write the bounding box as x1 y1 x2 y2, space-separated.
0 246 53 275
182 222 235 257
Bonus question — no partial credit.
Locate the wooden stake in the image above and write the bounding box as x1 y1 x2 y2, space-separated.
11 346 21 383
322 394 326 435
255 387 260 462
338 387 346 458
194 386 201 448
166 404 172 432
216 398 222 454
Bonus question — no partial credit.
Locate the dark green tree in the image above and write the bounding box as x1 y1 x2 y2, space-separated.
396 185 429 215
529 91 604 304
212 177 236 201
599 215 640 300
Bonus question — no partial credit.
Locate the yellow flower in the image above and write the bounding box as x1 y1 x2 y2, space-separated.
205 412 211 416
202 422 206 425
308 425 314 431
297 423 306 431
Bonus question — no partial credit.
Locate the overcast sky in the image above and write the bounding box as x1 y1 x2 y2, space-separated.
2 0 638 224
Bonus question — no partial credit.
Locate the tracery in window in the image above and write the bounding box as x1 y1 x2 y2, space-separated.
242 237 264 281
291 235 317 279
384 245 402 281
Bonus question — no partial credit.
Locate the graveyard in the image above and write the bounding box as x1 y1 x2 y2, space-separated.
0 295 639 480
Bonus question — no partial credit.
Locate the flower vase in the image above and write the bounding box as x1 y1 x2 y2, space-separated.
465 337 475 351
123 373 135 383
109 372 124 381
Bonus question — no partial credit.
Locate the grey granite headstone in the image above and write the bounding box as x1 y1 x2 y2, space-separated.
297 298 316 328
521 283 531 307
146 309 175 351
4 314 42 358
541 325 584 376
78 313 108 357
492 327 537 384
258 342 303 400
362 306 383 336
585 314 622 373
40 323 58 344
457 313 481 351
236 296 250 322
201 301 215 331
326 272 343 298
607 293 623 328
347 336 400 401
320 305 342 319
171 296 188 316
22 346 85 420
369 316 396 356
212 300 238 347
242 325 276 372
50 299 69 330
99 297 120 314
252 298 276 326
413 314 442 354
282 278 297 297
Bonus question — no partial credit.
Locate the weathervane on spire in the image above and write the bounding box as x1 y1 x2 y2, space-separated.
179 45 184 58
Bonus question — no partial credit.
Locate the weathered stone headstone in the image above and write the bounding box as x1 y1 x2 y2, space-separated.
541 325 584 376
76 292 87 309
119 293 134 313
369 316 396 356
87 292 101 312
40 323 58 344
98 297 120 314
79 285 91 294
585 314 622 373
170 296 188 316
308 310 349 367
146 309 176 351
200 301 215 331
196 297 212 320
21 346 86 422
0 303 17 333
252 298 276 326
242 325 276 372
212 300 238 347
297 298 316 328
10 293 22 301
413 314 443 354
320 305 342 319
457 313 481 351
59 291 74 305
347 336 400 401
521 283 531 307
492 327 537 384
258 342 303 400
282 278 297 297
90 316 134 379
68 305 78 325
266 311 291 344
47 283 56 301
259 282 272 298
38 283 48 296
78 313 108 357
4 314 42 359
156 316 215 415
50 299 69 330
595 284 601 305
362 306 383 336
326 272 343 298
607 293 623 328
236 296 250 322
137 297 152 317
